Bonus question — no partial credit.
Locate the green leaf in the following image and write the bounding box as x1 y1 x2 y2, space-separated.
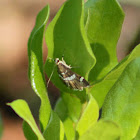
54 98 75 140
28 5 51 131
55 95 99 139
8 100 44 140
91 44 140 108
76 94 99 137
79 120 121 140
63 118 75 140
102 57 140 140
44 0 96 93
84 0 124 81
23 121 38 140
43 111 66 140
133 128 140 140
54 98 68 121
61 93 82 123
0 113 3 138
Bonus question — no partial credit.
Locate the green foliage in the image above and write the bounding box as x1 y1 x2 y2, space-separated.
79 120 121 140
43 111 65 140
28 5 51 132
61 93 82 123
7 0 140 140
84 0 124 82
92 44 140 108
44 0 96 98
23 121 38 140
133 128 140 140
76 95 99 137
54 98 76 140
7 100 44 140
102 57 140 140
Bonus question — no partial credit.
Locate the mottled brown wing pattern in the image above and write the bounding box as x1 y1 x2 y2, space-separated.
55 58 89 91
57 65 89 90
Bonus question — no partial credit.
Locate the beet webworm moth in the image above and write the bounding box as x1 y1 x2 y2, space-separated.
54 57 90 91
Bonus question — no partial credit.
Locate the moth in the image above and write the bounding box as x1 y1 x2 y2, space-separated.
55 57 89 91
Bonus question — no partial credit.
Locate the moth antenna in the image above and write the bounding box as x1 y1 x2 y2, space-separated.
71 66 80 68
47 63 56 88
62 53 65 59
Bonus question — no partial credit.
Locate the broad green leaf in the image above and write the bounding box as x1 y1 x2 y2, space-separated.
84 0 124 81
79 120 121 140
102 57 140 140
8 100 44 140
62 93 82 123
54 98 68 121
0 113 2 138
91 44 140 108
28 5 51 131
23 121 38 140
43 111 65 140
54 98 75 140
44 0 96 94
76 94 99 137
63 118 75 140
133 128 140 140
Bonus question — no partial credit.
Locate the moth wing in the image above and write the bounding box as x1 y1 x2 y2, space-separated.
76 74 89 87
58 67 89 91
80 78 89 87
64 80 83 91
66 73 89 91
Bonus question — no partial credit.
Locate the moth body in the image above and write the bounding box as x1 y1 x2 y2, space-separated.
55 58 89 91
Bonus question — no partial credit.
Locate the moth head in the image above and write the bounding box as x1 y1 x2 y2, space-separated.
55 58 60 65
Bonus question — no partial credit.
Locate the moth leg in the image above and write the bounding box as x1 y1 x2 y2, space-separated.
62 57 65 63
59 74 64 79
65 80 70 87
62 57 72 68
